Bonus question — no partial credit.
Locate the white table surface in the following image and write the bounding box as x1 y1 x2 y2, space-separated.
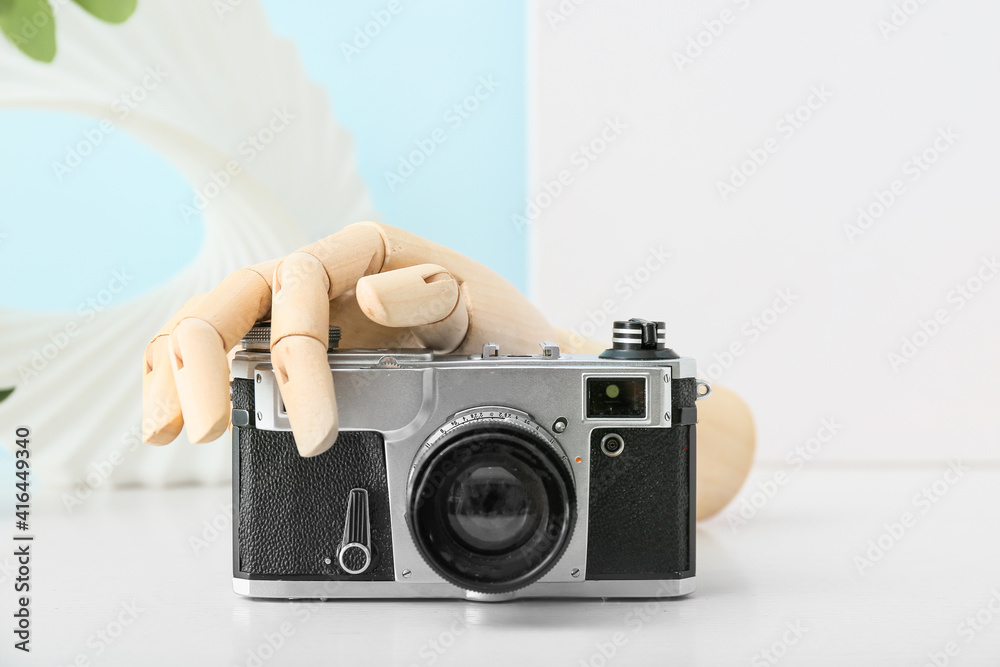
6 464 1000 666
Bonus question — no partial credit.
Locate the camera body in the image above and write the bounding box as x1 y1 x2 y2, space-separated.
231 318 707 600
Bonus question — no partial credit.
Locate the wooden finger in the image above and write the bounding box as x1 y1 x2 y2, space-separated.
355 264 459 328
408 285 470 353
168 261 276 443
169 318 231 443
328 293 422 349
356 223 553 354
355 264 470 353
142 293 205 444
270 252 338 457
177 261 278 350
294 222 387 299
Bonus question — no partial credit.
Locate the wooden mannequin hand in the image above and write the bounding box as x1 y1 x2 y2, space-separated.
142 221 754 519
143 222 558 456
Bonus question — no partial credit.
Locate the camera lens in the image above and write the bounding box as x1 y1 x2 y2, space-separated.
408 422 575 594
447 464 540 553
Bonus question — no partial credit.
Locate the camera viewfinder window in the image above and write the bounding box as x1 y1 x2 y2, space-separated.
586 377 646 419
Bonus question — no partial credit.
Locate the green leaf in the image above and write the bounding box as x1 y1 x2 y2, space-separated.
0 387 13 404
71 0 135 23
0 0 56 62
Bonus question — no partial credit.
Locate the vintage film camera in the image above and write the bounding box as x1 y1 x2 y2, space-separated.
231 318 709 600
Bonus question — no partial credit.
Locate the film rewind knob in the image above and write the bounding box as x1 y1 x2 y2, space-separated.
338 488 373 575
600 318 679 360
612 318 666 351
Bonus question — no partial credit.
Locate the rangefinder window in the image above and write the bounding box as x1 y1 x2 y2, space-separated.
586 377 646 419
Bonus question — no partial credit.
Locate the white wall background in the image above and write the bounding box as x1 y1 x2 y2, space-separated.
530 0 1000 462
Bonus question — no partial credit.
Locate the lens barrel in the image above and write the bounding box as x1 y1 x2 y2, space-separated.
407 417 575 594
